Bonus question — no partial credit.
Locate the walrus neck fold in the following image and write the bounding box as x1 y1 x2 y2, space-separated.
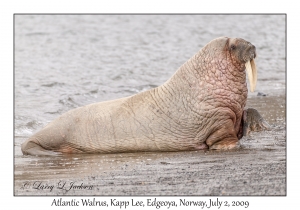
163 48 247 101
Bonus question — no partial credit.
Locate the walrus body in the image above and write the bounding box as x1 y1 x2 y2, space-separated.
21 37 270 156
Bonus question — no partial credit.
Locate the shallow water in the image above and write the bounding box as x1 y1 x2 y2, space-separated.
14 15 286 195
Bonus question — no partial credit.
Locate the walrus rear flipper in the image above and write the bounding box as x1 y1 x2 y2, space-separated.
21 140 62 156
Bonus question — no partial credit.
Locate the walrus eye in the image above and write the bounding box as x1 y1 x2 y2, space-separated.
230 45 236 50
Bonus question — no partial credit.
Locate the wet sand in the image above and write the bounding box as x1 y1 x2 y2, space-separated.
14 95 286 196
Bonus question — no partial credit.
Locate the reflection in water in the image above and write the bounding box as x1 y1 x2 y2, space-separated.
15 149 179 181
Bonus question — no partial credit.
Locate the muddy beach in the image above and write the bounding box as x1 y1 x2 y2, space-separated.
14 15 286 196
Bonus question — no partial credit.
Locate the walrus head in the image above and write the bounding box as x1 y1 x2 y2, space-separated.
227 37 257 92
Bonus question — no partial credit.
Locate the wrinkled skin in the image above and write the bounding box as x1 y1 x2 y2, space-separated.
21 37 270 156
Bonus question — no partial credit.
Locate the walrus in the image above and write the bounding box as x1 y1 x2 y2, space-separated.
21 37 270 156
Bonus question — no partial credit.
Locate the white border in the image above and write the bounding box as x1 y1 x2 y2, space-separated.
2 1 296 209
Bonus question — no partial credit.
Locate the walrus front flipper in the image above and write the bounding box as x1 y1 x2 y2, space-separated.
242 108 271 137
21 140 62 156
206 120 240 150
209 137 240 150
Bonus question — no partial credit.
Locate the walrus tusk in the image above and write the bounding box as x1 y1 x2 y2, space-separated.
250 59 257 91
245 59 257 92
